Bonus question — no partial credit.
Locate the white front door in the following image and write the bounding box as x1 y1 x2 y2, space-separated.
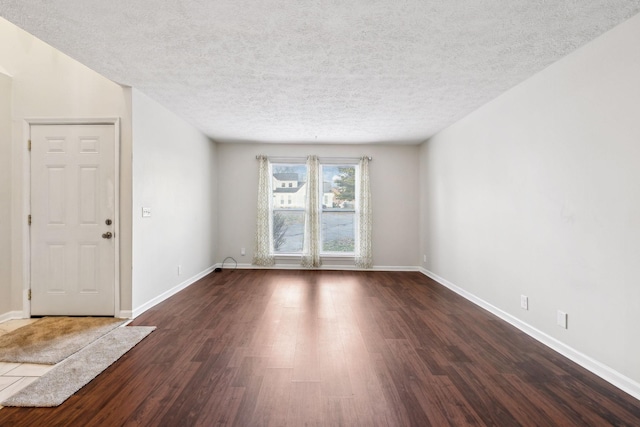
30 124 116 316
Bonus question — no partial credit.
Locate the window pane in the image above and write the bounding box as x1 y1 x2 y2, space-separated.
322 165 355 209
273 210 304 253
321 165 356 253
272 164 306 209
322 211 355 252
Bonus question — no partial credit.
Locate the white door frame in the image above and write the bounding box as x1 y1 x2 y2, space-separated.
23 117 121 317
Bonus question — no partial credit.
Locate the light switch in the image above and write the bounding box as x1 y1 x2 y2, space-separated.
142 207 152 218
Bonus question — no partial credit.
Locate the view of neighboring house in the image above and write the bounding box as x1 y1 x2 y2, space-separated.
272 173 306 208
322 182 336 208
272 173 335 209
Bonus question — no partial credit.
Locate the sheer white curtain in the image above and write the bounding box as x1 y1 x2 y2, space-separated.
355 156 372 268
301 155 322 268
252 155 275 266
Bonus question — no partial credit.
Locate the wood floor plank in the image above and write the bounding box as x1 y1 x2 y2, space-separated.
318 317 353 398
249 367 292 426
492 372 584 425
120 364 201 426
385 337 483 426
443 359 521 425
0 269 638 426
197 385 245 426
159 348 236 426
267 307 298 369
287 381 323 426
369 351 416 425
291 315 321 382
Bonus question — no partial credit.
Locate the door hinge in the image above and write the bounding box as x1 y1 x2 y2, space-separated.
28 214 32 226
28 140 31 151
28 289 32 300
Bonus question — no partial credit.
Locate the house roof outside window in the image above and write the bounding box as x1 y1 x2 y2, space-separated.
273 173 299 181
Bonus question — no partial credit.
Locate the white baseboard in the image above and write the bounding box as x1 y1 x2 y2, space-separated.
0 311 25 323
371 265 420 272
225 262 419 272
131 265 217 319
419 267 640 401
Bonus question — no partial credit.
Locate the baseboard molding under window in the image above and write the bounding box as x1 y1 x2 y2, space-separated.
219 262 420 272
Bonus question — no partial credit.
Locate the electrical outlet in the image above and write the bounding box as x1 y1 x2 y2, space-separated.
178 265 182 276
241 247 246 256
557 310 568 329
520 295 528 310
142 207 151 218
423 254 427 263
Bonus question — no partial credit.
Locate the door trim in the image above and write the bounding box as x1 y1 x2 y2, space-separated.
24 117 121 317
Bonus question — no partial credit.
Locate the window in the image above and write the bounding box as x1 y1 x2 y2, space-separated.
320 165 356 253
270 161 357 255
271 163 306 254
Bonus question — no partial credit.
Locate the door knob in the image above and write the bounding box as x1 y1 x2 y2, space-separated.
102 232 113 239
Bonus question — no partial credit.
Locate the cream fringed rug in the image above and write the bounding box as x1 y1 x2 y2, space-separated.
0 317 126 364
2 326 155 407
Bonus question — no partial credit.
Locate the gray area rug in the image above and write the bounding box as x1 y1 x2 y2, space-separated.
1 326 155 407
0 317 127 364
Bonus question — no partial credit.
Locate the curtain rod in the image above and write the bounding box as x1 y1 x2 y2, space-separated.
256 155 372 161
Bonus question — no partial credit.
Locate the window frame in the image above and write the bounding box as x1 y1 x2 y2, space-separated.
268 159 360 258
270 161 307 256
319 163 358 256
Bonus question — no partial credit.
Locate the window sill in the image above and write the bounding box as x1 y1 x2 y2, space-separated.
263 254 361 270
273 254 354 258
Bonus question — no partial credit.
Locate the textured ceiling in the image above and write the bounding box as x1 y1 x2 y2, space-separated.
1 1 639 144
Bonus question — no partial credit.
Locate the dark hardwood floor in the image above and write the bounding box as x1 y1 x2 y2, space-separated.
1 270 639 426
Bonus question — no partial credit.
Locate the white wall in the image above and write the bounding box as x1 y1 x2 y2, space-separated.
0 73 12 317
0 17 134 315
131 89 217 312
420 13 640 389
217 143 419 268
